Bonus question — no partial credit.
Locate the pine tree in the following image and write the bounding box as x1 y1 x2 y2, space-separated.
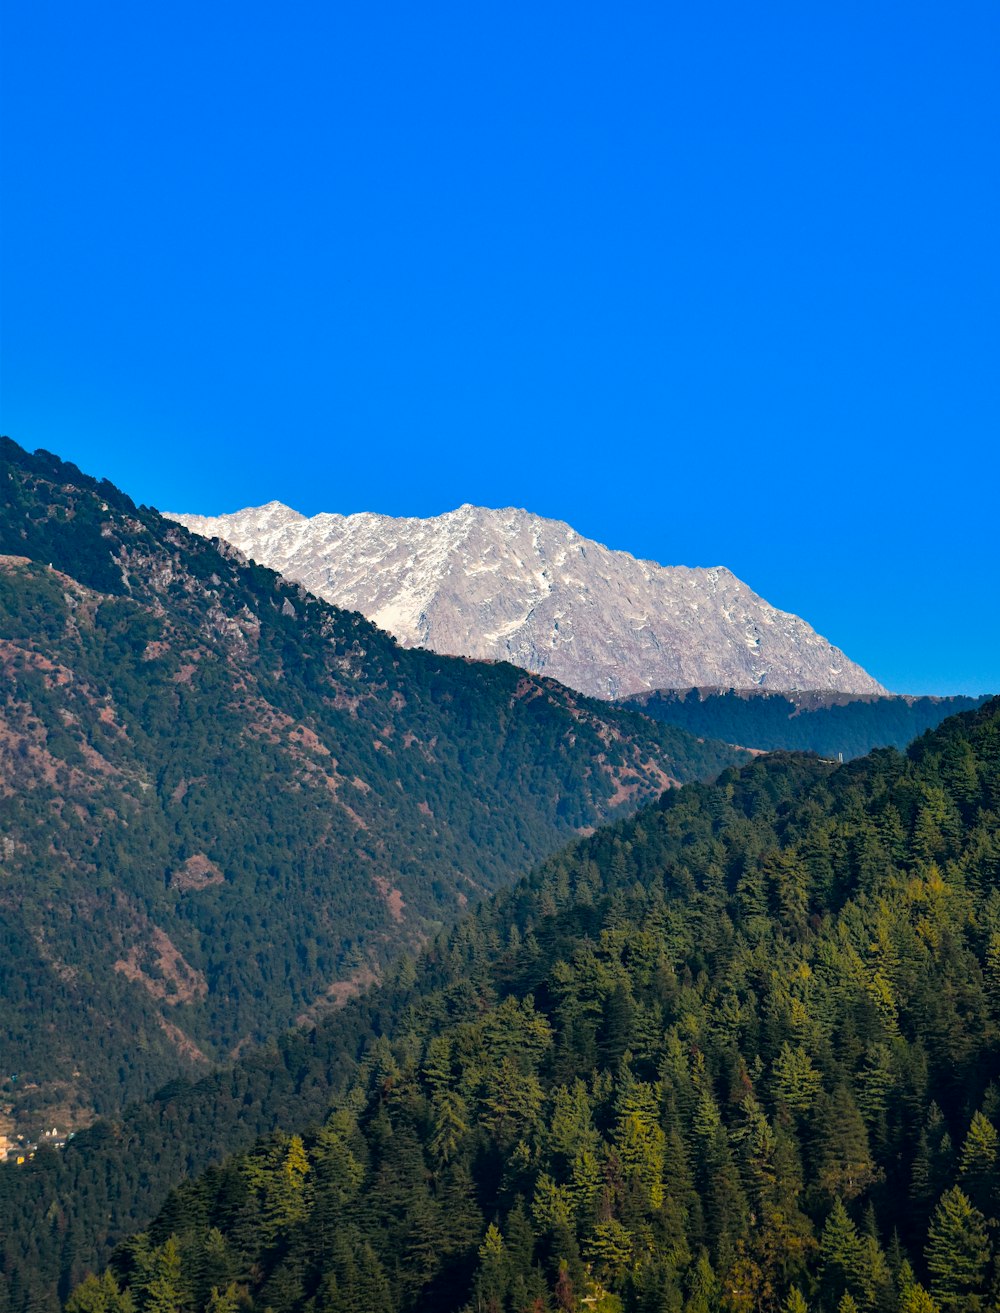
855 1043 894 1147
692 1087 747 1263
430 1088 470 1166
958 1112 998 1218
857 1233 894 1313
311 1116 364 1224
925 1186 991 1311
472 1223 511 1312
585 1219 634 1285
548 1079 599 1168
532 1174 573 1232
65 1272 134 1313
438 1162 484 1258
683 1250 719 1313
423 1035 453 1093
135 1237 183 1313
614 1073 665 1212
732 1092 777 1210
504 1198 537 1284
599 983 635 1068
959 1111 998 1178
814 1087 877 1202
265 1133 311 1237
204 1287 239 1313
820 1200 865 1306
566 1149 602 1222
354 1242 393 1313
898 1274 940 1313
191 1229 235 1306
911 1103 954 1212
772 1043 822 1114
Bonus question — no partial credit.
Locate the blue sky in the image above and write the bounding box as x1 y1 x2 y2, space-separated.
2 3 998 694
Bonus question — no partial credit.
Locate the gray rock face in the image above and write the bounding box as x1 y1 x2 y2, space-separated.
167 502 886 699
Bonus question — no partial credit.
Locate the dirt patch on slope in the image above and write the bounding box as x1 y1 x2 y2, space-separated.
295 966 380 1027
372 874 405 922
114 925 207 1004
170 853 225 891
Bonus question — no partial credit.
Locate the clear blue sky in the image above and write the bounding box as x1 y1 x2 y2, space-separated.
2 3 998 694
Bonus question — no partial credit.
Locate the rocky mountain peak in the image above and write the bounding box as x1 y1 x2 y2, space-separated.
167 501 886 700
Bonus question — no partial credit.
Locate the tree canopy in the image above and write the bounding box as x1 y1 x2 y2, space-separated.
27 694 1000 1313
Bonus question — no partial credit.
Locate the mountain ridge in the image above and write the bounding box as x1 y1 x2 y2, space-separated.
623 685 991 760
0 436 743 1135
168 500 886 700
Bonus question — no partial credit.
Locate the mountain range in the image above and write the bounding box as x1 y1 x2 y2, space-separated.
625 686 990 761
168 501 886 700
4 438 998 1313
0 438 742 1137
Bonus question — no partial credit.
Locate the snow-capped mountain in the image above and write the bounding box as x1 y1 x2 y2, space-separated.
167 502 886 699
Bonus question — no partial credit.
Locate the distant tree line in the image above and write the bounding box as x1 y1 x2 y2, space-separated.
626 688 989 761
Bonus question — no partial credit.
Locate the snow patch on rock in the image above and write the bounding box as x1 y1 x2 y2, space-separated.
167 502 886 700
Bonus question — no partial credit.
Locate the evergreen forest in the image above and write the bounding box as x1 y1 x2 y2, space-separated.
0 438 740 1133
10 697 997 1313
625 689 989 762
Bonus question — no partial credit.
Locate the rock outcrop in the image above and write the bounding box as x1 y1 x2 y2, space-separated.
169 502 885 699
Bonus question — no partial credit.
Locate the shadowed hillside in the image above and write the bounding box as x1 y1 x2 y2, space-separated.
625 686 990 759
79 698 999 1312
0 437 743 1135
4 696 1000 1309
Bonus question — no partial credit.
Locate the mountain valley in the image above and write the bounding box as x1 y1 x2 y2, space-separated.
1 440 998 1313
0 439 743 1137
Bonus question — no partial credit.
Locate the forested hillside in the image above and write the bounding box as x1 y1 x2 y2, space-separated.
626 687 989 760
44 698 1000 1313
0 437 742 1133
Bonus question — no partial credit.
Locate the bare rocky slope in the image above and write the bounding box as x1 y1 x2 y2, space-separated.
170 501 886 699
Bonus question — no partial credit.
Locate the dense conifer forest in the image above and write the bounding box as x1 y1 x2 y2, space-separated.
4 697 995 1312
624 688 990 761
0 438 740 1131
